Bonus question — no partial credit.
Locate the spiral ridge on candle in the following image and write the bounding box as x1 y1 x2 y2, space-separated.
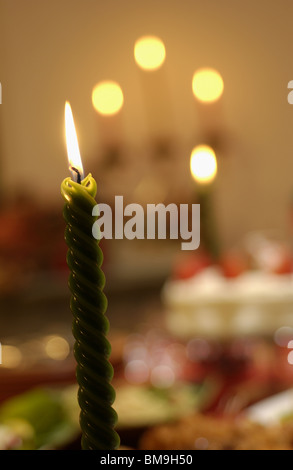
61 176 120 450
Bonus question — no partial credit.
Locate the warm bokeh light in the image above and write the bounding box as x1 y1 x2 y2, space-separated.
124 360 150 384
92 81 124 116
288 341 293 365
65 101 84 181
192 68 224 103
44 335 70 361
134 36 166 71
150 365 175 388
2 345 22 368
274 326 293 347
190 145 217 184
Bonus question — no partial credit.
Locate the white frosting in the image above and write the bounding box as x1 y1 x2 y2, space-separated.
163 269 293 338
163 268 293 304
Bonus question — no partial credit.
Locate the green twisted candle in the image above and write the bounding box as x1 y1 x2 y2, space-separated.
61 173 120 450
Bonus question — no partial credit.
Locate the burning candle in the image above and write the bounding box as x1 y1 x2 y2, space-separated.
192 67 224 140
134 36 172 142
92 80 124 150
61 102 120 450
190 144 220 260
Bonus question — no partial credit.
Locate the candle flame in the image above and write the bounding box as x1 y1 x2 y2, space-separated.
65 101 84 181
92 81 124 116
190 145 217 184
134 36 166 71
192 68 224 103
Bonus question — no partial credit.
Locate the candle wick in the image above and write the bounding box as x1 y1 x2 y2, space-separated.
71 167 81 184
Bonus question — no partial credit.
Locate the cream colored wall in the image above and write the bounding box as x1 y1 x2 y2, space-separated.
1 0 293 250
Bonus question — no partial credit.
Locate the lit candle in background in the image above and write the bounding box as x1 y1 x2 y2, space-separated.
134 35 173 146
190 145 217 184
61 101 120 450
134 35 166 72
190 144 220 260
192 67 224 143
92 80 124 158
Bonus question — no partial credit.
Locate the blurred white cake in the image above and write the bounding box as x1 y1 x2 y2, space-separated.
163 266 293 339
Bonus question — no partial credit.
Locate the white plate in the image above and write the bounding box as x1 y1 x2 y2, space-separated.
245 388 293 425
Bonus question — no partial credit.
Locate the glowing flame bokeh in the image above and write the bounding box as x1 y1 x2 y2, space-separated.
192 68 224 103
190 145 217 184
92 81 124 116
134 36 166 71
